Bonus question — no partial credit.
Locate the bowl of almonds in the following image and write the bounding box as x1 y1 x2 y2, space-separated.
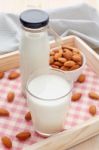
49 45 86 82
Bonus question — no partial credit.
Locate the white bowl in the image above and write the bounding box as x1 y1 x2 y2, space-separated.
62 52 86 82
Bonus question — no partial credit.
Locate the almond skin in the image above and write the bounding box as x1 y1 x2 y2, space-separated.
53 49 59 53
50 51 55 56
25 112 31 121
62 45 80 53
60 66 68 71
7 92 15 103
89 105 96 116
77 74 86 83
69 64 80 71
58 57 67 63
71 93 82 102
62 49 73 60
0 71 4 79
51 65 59 69
72 54 82 62
49 56 54 65
16 131 31 141
0 108 9 117
54 61 62 67
8 72 20 80
88 91 99 100
1 136 12 148
64 60 76 67
54 52 62 60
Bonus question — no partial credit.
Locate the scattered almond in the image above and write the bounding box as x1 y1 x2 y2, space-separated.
0 108 9 117
8 72 20 80
0 71 4 79
89 105 96 116
25 112 31 121
77 74 86 83
71 93 82 102
16 131 31 141
88 91 99 100
1 136 12 149
7 91 15 103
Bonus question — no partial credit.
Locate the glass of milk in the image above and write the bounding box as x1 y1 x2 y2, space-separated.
26 68 73 136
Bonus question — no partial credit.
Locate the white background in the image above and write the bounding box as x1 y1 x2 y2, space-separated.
0 0 98 14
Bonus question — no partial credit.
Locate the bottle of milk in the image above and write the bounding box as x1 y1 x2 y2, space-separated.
19 9 50 94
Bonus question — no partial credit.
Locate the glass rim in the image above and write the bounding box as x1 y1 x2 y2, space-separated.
26 68 73 101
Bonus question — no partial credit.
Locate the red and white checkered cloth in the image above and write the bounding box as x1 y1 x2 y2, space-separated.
0 65 99 150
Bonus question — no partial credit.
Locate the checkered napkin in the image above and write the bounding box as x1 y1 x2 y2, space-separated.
0 65 99 150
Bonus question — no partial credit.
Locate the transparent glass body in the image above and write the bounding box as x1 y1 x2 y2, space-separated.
26 68 73 136
20 26 50 94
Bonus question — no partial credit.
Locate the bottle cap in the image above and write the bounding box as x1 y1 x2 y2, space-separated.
20 9 49 29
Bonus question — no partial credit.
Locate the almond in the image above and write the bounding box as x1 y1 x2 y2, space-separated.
0 71 4 79
54 52 62 60
62 45 73 50
62 49 73 60
69 64 80 71
62 45 80 53
60 66 68 71
49 56 54 65
88 91 99 100
59 49 63 54
25 112 32 121
71 93 82 102
8 72 20 80
16 131 31 141
89 105 96 116
77 60 82 66
0 108 9 117
58 57 67 63
72 54 82 62
1 136 12 148
54 61 62 67
53 49 59 53
51 65 59 69
7 91 15 103
50 51 55 56
77 74 86 83
64 60 76 67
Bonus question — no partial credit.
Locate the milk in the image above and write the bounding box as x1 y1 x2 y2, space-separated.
27 73 72 136
20 31 49 93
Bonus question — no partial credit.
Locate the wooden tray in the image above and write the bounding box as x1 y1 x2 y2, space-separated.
1 35 99 150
